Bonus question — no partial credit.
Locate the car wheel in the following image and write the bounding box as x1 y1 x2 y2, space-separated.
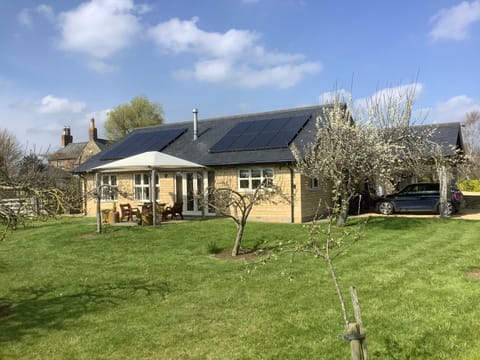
378 201 394 215
438 202 454 216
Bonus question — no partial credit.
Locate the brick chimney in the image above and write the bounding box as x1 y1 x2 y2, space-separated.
61 126 73 147
89 118 98 141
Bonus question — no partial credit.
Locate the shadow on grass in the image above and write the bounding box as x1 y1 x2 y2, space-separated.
366 216 432 230
0 278 169 344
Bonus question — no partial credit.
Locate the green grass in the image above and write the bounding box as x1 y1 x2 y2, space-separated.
1 216 480 359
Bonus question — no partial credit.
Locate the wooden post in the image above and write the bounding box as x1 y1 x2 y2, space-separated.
151 169 157 226
347 323 362 360
95 173 102 234
350 286 368 360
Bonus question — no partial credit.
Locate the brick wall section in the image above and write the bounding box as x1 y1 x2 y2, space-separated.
79 142 102 165
83 166 332 223
298 174 332 222
84 171 179 215
209 166 294 223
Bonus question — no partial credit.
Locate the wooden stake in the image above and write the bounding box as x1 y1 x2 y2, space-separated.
350 286 368 360
347 323 362 360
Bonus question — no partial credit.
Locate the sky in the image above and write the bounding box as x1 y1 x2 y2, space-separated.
1 0 480 153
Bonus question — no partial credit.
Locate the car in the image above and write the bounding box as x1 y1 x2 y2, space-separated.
376 182 464 215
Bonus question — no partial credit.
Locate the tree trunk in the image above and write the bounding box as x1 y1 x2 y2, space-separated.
232 221 245 256
336 198 349 227
438 165 449 218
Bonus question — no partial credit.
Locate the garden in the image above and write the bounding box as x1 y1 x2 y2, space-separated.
1 216 480 359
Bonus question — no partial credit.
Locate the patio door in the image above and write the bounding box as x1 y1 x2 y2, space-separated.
176 172 203 215
176 171 212 215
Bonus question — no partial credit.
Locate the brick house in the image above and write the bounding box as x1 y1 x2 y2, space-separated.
48 118 109 171
73 106 464 223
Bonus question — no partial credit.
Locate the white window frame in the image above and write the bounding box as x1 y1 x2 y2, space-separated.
101 174 118 201
238 168 274 191
133 173 159 202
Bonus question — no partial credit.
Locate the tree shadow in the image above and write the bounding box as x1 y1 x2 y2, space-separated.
0 278 169 344
366 216 429 230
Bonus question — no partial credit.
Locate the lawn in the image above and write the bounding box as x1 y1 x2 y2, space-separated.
1 216 479 359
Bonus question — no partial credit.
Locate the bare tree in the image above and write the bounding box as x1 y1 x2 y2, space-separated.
203 180 284 257
0 129 22 182
461 110 480 178
0 130 80 240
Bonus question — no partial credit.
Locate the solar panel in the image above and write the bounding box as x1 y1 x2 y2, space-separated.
101 128 187 160
209 115 310 153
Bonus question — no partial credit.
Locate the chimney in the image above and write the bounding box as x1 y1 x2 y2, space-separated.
61 126 73 147
192 108 198 141
89 118 98 141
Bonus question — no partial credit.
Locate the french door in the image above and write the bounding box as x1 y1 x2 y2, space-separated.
175 171 215 216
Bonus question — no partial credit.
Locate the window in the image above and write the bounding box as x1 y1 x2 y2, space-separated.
310 177 320 190
101 175 117 201
134 173 159 201
239 168 274 191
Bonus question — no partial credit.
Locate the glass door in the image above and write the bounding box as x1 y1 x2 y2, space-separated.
176 171 215 216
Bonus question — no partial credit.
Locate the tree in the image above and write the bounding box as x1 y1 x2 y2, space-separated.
0 129 22 183
0 130 80 240
104 96 164 141
203 180 284 257
288 87 434 358
461 110 480 178
294 86 433 226
18 153 46 178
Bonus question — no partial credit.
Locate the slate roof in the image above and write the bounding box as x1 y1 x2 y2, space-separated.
73 105 327 173
427 122 464 156
49 139 109 161
73 105 464 174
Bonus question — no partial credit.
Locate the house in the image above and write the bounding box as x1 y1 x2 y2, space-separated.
73 106 464 223
48 118 109 171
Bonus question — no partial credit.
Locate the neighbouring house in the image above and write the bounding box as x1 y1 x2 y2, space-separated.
73 106 465 223
48 118 110 171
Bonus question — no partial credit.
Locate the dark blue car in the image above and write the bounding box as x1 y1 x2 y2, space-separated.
377 182 464 215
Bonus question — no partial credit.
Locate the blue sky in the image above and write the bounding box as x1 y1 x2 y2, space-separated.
1 0 479 152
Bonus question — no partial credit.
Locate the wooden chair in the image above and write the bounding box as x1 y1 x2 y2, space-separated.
119 203 136 222
156 203 167 221
164 202 184 220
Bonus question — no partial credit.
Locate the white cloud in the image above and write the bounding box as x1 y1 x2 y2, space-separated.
149 17 321 89
37 95 86 115
319 83 423 109
319 89 352 105
1 92 108 152
36 4 55 22
17 9 33 28
318 83 428 123
427 95 480 123
184 59 320 89
361 83 424 106
17 5 55 28
430 1 480 41
57 0 144 66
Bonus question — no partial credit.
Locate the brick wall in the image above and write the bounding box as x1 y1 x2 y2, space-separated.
83 166 332 223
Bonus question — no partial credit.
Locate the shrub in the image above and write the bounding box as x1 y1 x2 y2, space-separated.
458 179 480 192
206 241 222 254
